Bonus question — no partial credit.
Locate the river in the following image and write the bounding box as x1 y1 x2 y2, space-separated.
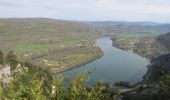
60 37 149 85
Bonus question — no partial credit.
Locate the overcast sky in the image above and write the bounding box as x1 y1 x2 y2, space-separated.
0 0 170 23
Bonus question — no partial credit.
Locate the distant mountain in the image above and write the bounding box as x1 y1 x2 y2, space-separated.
90 21 170 35
153 24 170 33
157 32 170 50
90 21 160 26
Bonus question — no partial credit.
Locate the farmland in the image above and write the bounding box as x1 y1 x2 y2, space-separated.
0 18 169 73
0 18 103 73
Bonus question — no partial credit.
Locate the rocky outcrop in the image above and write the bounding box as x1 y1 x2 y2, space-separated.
0 65 11 86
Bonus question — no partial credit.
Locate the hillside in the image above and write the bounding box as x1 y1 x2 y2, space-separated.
153 24 170 33
0 18 104 73
111 33 169 58
90 21 170 35
91 21 159 26
0 18 169 73
157 32 170 50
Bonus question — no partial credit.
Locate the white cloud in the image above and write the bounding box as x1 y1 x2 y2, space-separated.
0 0 170 22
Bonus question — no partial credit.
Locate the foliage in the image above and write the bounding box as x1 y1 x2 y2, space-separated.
0 86 4 99
157 32 170 50
51 75 66 100
160 75 170 97
1 65 48 99
0 50 5 65
112 33 168 58
65 71 109 100
1 66 111 100
6 51 18 70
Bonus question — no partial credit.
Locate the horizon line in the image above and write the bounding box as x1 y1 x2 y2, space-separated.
0 17 169 24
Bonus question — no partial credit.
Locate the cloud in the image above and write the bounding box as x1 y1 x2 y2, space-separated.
0 0 21 7
0 0 170 22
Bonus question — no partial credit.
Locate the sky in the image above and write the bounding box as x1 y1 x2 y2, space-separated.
0 0 170 23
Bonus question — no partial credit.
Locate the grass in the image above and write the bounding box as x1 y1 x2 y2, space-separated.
117 33 144 40
32 51 100 72
15 43 53 52
64 53 94 65
14 39 81 52
57 39 81 46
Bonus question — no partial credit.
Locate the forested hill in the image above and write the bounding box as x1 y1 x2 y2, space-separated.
157 32 170 50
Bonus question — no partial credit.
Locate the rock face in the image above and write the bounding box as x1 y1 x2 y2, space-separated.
0 65 11 85
0 65 10 77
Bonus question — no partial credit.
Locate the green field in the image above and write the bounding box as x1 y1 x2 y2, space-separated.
115 33 144 39
14 39 81 52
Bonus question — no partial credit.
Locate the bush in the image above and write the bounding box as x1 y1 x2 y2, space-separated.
2 66 111 100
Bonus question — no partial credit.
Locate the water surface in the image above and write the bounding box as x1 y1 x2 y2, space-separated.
62 37 149 85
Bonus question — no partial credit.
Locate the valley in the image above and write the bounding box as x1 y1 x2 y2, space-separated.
1 0 170 99
1 18 170 74
1 18 170 99
0 18 104 73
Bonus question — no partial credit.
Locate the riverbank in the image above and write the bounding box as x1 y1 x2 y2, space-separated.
110 34 170 99
48 47 104 73
111 34 168 59
62 37 148 86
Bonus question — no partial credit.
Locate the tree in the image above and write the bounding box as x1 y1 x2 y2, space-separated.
0 86 4 99
6 51 17 70
2 66 111 100
161 75 170 97
0 50 5 65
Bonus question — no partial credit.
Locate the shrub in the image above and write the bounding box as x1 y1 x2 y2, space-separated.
2 66 111 100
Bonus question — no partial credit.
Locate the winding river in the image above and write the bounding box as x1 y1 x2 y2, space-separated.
62 37 149 85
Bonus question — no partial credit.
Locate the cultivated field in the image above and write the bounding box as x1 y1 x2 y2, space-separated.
0 18 103 73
